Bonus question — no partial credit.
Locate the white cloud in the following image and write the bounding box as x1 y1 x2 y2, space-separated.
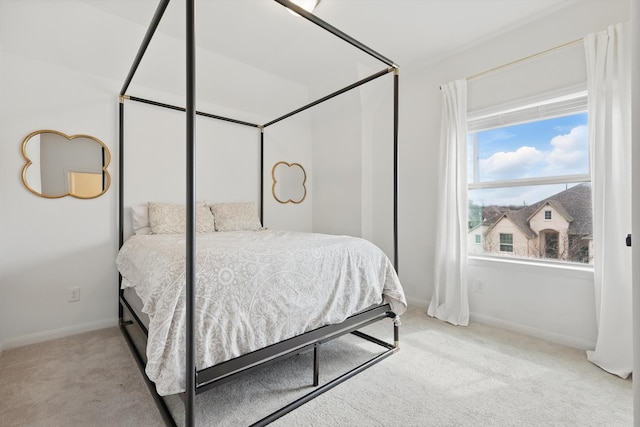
545 125 589 174
480 146 544 180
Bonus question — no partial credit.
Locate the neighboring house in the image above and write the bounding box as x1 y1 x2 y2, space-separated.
477 184 593 263
468 205 509 255
468 223 487 255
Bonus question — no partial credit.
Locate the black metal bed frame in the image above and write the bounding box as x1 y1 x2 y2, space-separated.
117 1 400 426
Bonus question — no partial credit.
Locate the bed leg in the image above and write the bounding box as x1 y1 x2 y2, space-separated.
393 317 400 350
313 344 320 386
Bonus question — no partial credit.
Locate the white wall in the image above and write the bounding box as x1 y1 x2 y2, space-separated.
360 73 396 259
263 112 314 232
0 1 149 350
0 0 394 349
399 0 631 348
1 0 631 354
0 38 5 351
0 50 120 349
121 101 262 215
119 24 314 234
0 1 314 350
309 69 396 260
311 90 363 237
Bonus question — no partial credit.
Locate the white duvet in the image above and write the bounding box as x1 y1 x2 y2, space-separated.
116 230 406 396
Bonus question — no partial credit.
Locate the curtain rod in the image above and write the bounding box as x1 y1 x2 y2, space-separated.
440 37 583 88
467 37 583 81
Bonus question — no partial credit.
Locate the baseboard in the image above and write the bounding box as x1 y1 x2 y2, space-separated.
0 310 594 354
2 317 119 351
404 296 429 309
409 296 595 350
470 312 596 350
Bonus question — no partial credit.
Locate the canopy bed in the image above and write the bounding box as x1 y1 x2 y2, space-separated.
117 1 402 426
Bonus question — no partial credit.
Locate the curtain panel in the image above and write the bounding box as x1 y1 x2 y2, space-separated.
584 22 632 378
428 80 470 326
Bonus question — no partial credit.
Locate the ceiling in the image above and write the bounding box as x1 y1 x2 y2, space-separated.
79 0 590 120
308 0 582 67
92 0 583 70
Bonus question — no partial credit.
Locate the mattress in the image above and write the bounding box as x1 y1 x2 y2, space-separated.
116 229 406 396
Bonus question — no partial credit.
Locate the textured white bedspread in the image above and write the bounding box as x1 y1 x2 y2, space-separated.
116 230 406 396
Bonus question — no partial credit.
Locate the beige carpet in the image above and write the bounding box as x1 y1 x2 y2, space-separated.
0 306 632 426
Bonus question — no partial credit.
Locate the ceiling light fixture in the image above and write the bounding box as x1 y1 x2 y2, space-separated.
287 0 321 16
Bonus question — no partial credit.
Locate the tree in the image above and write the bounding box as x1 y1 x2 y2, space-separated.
468 200 483 230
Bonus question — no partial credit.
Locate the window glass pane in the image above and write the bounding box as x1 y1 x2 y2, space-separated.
472 113 588 183
499 233 513 252
468 182 592 263
499 234 513 244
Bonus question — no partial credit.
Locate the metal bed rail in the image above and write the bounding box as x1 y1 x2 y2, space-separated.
119 294 399 426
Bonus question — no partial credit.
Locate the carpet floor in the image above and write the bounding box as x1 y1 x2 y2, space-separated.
0 306 632 426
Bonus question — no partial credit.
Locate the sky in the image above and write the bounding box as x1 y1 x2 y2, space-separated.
468 112 589 207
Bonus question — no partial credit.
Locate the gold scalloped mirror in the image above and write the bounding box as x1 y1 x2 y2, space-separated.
21 130 111 199
272 161 307 204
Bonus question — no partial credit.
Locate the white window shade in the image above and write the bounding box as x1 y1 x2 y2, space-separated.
468 90 588 133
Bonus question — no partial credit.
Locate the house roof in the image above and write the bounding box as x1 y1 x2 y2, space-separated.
483 183 592 239
481 205 511 225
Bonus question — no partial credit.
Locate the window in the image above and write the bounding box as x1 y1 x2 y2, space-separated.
467 91 593 264
499 233 513 252
475 234 482 244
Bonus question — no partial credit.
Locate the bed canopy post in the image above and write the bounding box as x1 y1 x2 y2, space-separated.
185 0 197 425
119 0 170 97
276 0 400 273
393 67 399 272
118 98 125 320
260 127 265 225
117 0 169 322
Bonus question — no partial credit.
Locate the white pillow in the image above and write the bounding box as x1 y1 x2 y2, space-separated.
148 202 216 234
210 202 262 232
131 203 151 235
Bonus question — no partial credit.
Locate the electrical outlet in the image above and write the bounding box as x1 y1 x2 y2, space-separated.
68 286 80 302
476 280 485 293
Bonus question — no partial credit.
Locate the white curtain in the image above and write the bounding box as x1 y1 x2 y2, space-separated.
428 80 470 326
585 23 632 378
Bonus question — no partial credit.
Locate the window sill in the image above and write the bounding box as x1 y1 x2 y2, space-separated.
468 254 594 279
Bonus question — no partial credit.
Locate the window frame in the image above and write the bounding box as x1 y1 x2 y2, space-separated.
468 90 590 191
466 87 592 267
499 233 514 253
